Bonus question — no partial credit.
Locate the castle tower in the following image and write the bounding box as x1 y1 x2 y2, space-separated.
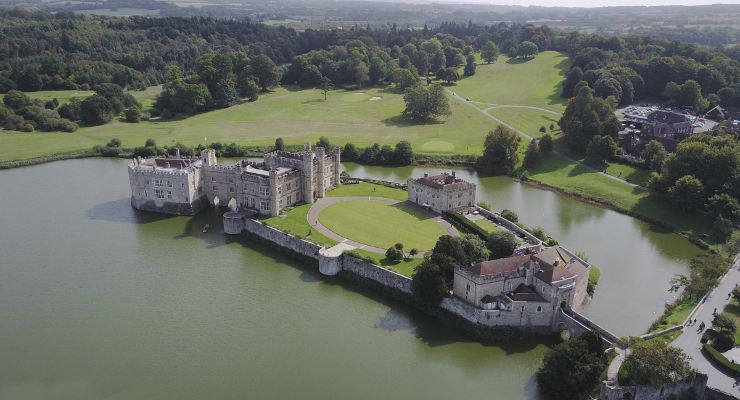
302 143 314 204
333 146 341 187
201 149 217 167
269 168 279 217
316 146 326 198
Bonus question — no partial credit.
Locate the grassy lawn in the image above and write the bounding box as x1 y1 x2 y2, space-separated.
524 152 711 235
326 182 408 201
0 85 494 163
453 51 569 112
486 106 561 138
263 204 337 246
651 299 699 333
352 249 424 278
473 218 502 234
318 199 447 251
722 299 740 344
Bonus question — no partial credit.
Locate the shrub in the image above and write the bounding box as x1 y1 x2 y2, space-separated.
500 209 519 223
124 107 141 123
411 261 448 306
712 332 735 352
703 344 740 375
443 211 488 240
385 246 404 263
476 201 491 211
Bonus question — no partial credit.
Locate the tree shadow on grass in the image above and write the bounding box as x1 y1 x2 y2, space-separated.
380 86 404 95
382 114 445 128
506 57 532 64
545 56 570 107
390 201 437 221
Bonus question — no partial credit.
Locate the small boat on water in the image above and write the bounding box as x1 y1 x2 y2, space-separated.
202 224 210 233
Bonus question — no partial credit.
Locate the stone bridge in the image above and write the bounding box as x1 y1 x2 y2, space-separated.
558 306 625 348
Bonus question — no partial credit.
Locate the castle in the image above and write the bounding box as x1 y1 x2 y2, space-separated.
407 172 476 213
451 246 590 329
127 144 340 216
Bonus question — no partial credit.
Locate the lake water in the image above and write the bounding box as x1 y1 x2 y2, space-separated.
0 158 700 400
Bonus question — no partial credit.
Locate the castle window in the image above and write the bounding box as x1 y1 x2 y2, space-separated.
213 186 217 191
536 306 542 313
211 177 215 182
153 179 162 187
521 306 525 312
181 183 185 189
229 178 234 183
166 180 172 188
260 186 269 196
229 187 235 193
155 189 165 199
166 191 172 199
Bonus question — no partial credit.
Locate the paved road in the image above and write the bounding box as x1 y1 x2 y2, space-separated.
446 90 644 189
671 255 740 394
306 196 459 256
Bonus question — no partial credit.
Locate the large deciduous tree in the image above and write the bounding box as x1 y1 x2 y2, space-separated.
537 331 607 400
476 126 520 175
402 83 450 121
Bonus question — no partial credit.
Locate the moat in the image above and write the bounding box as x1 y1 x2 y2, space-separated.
0 158 702 399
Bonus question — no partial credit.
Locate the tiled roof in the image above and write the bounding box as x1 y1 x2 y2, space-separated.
509 284 547 302
413 173 475 191
469 255 531 277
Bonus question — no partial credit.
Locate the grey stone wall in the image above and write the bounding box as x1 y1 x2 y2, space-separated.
241 218 322 260
341 255 412 294
130 196 209 216
600 375 709 400
440 296 557 332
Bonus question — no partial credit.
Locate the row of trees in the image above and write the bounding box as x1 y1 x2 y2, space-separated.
1 90 77 132
340 140 414 166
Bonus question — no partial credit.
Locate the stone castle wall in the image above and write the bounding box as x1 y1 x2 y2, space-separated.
341 254 412 295
600 376 708 400
440 296 556 332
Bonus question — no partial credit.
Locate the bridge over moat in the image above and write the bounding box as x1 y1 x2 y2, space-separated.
558 306 625 348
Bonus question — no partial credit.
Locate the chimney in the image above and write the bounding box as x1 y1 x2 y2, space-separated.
423 173 428 178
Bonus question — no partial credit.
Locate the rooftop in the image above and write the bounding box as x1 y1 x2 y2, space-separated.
647 110 691 125
469 255 531 278
413 172 475 191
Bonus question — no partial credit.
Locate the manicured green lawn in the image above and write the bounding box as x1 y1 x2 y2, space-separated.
722 300 740 344
486 106 561 138
453 51 569 112
352 249 424 278
0 85 494 163
524 152 711 235
473 218 502 234
318 199 447 251
326 182 408 201
263 204 337 246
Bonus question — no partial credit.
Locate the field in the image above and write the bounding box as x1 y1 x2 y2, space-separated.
0 86 495 163
325 182 408 201
318 200 448 251
454 51 569 112
486 106 562 139
473 218 502 234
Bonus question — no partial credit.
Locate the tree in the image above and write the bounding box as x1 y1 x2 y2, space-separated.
641 140 667 171
411 261 449 306
299 64 323 88
274 137 285 151
539 134 553 153
486 231 517 259
475 126 519 175
124 107 141 123
707 193 739 220
500 209 519 223
516 41 539 58
711 216 733 243
536 331 607 400
368 56 388 85
712 314 736 334
145 138 157 147
3 90 31 112
385 245 404 263
619 340 695 386
480 41 499 64
252 54 279 91
402 83 450 121
79 94 113 125
341 142 359 161
392 68 418 90
241 78 260 102
320 77 333 101
436 67 460 84
392 140 414 165
585 135 619 163
560 83 619 153
562 66 584 98
523 139 541 168
668 175 704 211
463 54 476 77
315 136 332 150
460 234 490 264
211 79 238 108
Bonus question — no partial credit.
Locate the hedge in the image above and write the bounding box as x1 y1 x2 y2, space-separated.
702 343 740 374
443 211 488 240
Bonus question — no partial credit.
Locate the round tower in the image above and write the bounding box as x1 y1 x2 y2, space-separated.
302 143 314 204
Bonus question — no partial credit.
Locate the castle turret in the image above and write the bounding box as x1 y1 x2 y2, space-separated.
333 146 341 187
201 149 217 167
316 146 326 198
302 143 314 204
269 168 279 216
